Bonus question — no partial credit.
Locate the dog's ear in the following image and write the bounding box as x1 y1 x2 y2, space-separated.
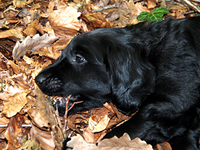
106 43 156 115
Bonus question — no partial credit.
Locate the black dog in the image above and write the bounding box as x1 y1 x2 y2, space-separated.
35 17 200 150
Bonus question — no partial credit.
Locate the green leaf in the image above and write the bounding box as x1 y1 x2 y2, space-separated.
137 7 169 22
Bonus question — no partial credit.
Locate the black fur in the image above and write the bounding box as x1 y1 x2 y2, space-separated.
35 17 200 149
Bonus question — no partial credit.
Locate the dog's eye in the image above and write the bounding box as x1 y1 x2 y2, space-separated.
75 55 86 63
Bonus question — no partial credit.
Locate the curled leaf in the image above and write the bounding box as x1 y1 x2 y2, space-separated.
13 34 58 60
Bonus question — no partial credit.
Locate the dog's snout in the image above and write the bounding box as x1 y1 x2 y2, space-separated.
35 74 46 85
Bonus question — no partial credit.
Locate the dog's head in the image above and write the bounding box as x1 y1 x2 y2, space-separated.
35 27 156 116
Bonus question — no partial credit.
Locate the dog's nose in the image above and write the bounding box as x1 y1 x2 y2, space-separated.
35 74 46 85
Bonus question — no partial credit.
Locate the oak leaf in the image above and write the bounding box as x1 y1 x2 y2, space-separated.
13 34 58 60
68 133 153 150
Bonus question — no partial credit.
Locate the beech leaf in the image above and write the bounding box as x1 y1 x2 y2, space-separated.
48 6 82 37
1 91 28 117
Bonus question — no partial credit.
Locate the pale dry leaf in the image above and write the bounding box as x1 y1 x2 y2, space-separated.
35 46 61 60
147 0 157 9
1 73 31 98
68 133 153 150
1 90 29 117
30 125 54 150
169 2 189 18
49 6 81 30
22 55 52 79
67 134 97 150
21 140 41 150
0 27 24 39
0 117 10 136
29 84 50 128
89 115 110 132
13 0 33 8
4 114 25 148
7 59 23 74
98 133 153 150
23 19 39 37
13 34 58 60
0 18 7 29
82 127 96 143
48 6 81 37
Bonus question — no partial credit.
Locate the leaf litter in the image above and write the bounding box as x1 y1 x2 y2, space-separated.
0 0 199 149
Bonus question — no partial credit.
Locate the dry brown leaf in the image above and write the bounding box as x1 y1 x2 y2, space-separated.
0 27 24 39
13 34 58 60
4 114 27 148
147 0 157 9
155 142 172 150
22 55 52 79
89 114 110 132
169 2 189 19
35 46 61 60
0 73 31 101
7 60 24 74
98 133 153 150
68 133 153 150
29 84 50 128
0 18 8 29
52 38 71 52
13 0 33 8
67 103 135 143
67 134 97 150
23 19 39 36
83 12 112 28
0 117 10 139
48 6 81 37
1 90 29 117
30 125 54 150
21 140 41 150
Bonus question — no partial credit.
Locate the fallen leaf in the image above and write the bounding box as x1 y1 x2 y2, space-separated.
98 133 153 150
67 103 135 143
23 19 39 36
67 134 97 150
29 85 50 128
0 27 24 39
12 34 58 60
5 114 28 148
21 140 41 150
48 6 81 37
155 142 172 150
1 90 29 117
13 0 34 8
68 133 153 150
147 0 157 9
30 125 54 150
169 2 189 19
89 115 110 132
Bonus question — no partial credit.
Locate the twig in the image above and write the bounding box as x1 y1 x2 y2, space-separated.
182 0 200 13
64 95 71 132
68 101 83 112
167 0 174 9
182 10 195 15
92 3 117 13
0 124 32 128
